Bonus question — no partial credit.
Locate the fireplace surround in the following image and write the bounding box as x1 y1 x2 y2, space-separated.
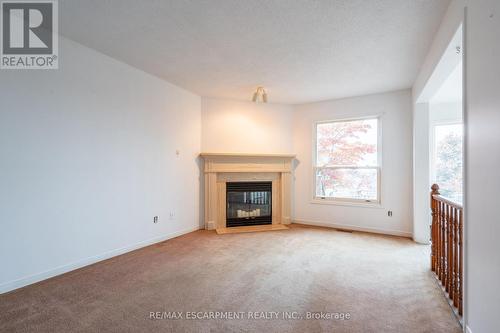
200 153 295 231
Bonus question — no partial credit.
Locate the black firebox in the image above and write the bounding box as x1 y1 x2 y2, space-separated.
226 182 272 227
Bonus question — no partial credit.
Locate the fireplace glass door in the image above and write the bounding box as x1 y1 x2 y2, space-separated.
226 182 272 227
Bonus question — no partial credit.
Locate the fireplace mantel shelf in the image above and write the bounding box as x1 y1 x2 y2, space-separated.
200 152 296 158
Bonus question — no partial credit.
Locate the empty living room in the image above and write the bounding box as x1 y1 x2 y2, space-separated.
1 0 499 332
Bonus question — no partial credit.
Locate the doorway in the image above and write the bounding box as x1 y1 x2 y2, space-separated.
413 23 465 325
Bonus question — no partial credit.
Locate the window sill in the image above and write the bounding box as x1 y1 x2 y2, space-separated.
310 199 384 209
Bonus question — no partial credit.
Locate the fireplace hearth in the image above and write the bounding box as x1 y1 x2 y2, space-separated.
226 182 272 227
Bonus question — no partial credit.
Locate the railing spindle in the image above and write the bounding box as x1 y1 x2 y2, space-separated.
438 200 442 279
446 201 453 292
449 206 455 300
452 206 458 307
438 200 441 282
441 200 446 286
458 208 463 316
431 184 439 272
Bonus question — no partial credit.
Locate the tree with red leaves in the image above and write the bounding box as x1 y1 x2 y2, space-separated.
316 120 377 199
317 121 376 166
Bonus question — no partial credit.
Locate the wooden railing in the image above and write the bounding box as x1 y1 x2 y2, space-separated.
430 184 463 316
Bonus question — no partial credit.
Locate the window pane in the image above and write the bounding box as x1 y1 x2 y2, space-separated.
315 168 378 201
316 118 377 167
434 124 463 203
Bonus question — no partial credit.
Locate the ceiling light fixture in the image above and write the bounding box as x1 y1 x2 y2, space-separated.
252 86 268 103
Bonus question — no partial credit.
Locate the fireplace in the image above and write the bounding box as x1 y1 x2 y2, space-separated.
200 153 294 231
226 182 272 227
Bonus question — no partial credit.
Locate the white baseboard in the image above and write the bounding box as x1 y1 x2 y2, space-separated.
0 225 201 294
413 235 431 245
293 218 413 238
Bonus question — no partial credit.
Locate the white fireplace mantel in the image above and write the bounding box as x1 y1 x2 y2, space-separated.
200 153 295 230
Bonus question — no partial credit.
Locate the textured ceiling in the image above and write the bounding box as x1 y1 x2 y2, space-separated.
60 0 450 104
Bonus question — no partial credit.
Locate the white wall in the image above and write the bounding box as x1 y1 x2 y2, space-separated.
201 97 293 153
429 102 462 124
412 103 431 243
292 90 413 237
0 37 202 293
464 1 500 332
414 0 500 331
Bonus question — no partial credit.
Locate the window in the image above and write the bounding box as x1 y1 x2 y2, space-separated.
314 117 380 203
431 123 463 204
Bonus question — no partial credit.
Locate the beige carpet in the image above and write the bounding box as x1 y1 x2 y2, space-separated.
0 224 461 333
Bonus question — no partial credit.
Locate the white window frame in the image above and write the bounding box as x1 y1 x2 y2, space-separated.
312 115 382 206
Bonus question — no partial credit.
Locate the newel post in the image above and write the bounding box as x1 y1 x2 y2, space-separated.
430 184 440 271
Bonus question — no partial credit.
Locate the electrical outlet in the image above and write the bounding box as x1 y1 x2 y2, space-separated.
388 211 393 217
169 212 175 220
153 216 159 223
